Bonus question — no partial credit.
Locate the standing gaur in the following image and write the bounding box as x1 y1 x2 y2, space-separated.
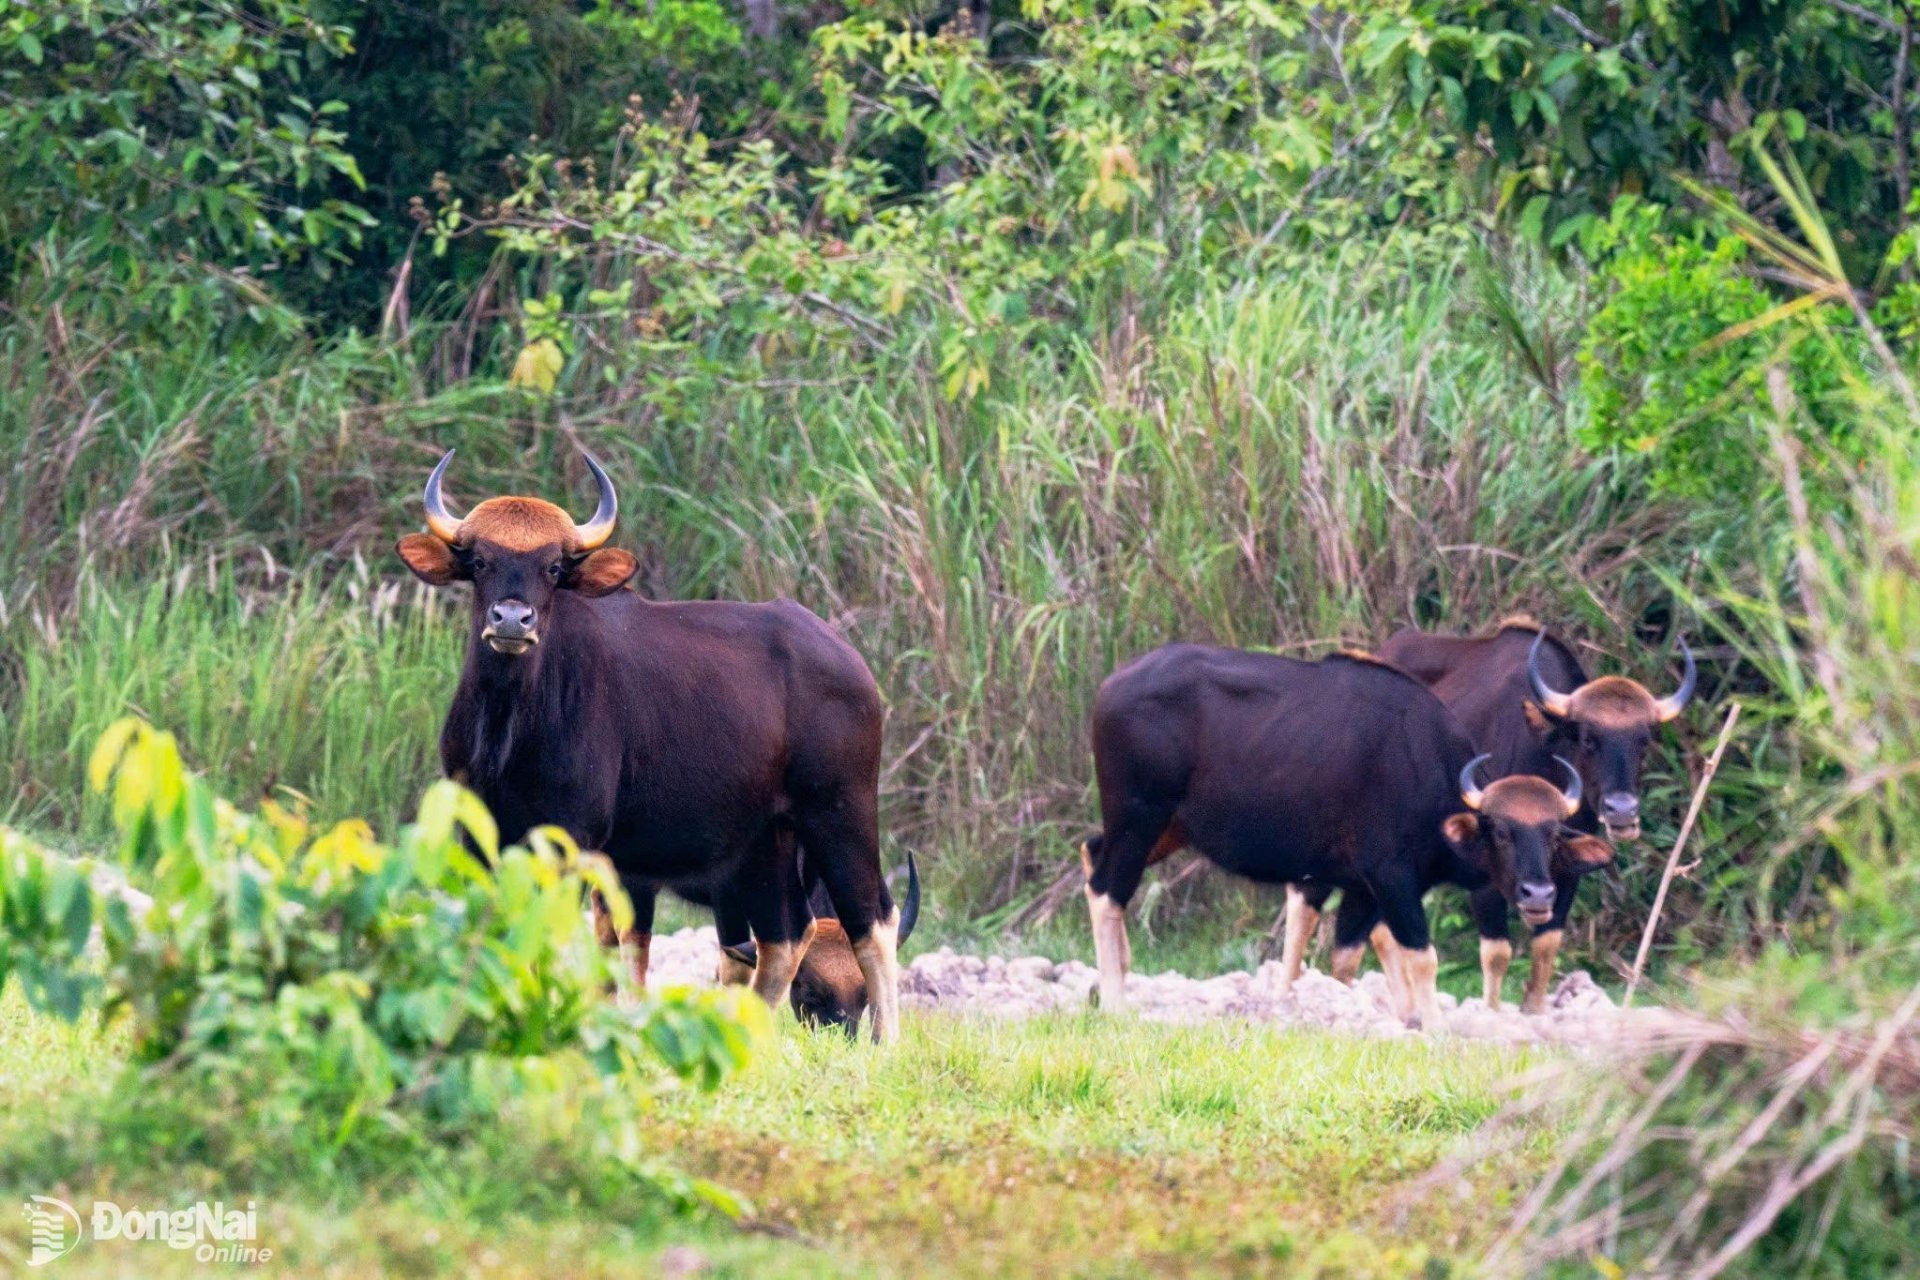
1082 643 1514 1029
395 449 906 1042
1364 616 1697 1010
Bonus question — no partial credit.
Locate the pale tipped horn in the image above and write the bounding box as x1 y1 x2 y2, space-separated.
1528 630 1574 717
1553 755 1584 817
423 449 462 543
1459 754 1492 811
573 451 618 550
1652 636 1697 723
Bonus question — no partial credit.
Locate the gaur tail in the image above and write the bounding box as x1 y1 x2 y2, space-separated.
898 850 921 950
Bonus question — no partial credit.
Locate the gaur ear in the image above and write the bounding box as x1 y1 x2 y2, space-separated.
1523 698 1568 738
1441 812 1484 858
396 533 465 585
565 548 639 596
1557 833 1616 874
722 942 757 968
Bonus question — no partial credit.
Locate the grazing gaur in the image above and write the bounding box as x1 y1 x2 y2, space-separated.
1359 615 1695 1010
396 449 904 1042
720 853 920 1033
1081 644 1500 1029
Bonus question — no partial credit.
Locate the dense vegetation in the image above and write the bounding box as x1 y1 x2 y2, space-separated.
4 0 1920 1272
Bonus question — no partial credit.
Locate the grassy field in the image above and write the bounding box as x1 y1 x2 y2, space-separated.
0 992 1557 1277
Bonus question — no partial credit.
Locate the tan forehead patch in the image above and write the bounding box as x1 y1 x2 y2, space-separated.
1481 776 1570 826
459 497 576 552
1568 675 1658 729
1492 613 1542 636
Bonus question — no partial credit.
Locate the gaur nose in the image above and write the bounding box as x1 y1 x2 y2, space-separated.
488 599 536 632
1601 792 1639 821
1518 881 1555 911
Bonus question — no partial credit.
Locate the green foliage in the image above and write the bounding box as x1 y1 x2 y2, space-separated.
1576 201 1866 498
294 0 759 320
0 0 373 328
0 719 767 1172
1369 1 1918 261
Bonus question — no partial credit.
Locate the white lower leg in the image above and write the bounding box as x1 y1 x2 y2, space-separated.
1278 887 1320 997
623 931 651 992
1524 929 1562 1015
1330 943 1364 985
1401 945 1442 1030
750 921 815 1012
716 950 756 986
1370 922 1411 1018
1085 886 1130 1010
1480 937 1513 1009
851 911 902 1044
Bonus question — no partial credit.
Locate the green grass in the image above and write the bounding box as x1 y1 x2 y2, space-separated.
0 992 1556 1277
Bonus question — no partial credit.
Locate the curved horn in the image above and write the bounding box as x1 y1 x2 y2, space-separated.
422 449 462 543
572 451 618 550
1553 755 1584 817
897 850 921 949
1653 636 1697 723
1459 754 1492 811
1528 630 1574 717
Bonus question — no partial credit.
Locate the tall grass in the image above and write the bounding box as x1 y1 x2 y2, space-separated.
2 555 456 838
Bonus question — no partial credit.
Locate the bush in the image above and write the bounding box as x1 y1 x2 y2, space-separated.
0 719 766 1182
1576 201 1867 499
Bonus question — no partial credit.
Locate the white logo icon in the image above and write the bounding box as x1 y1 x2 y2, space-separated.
23 1196 82 1266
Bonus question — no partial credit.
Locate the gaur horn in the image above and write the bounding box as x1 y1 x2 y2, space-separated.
573 451 618 550
423 449 462 543
1527 630 1575 717
1554 755 1583 817
1459 754 1492 811
1653 636 1697 723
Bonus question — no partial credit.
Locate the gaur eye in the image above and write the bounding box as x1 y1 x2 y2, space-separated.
469 556 488 574
547 561 566 580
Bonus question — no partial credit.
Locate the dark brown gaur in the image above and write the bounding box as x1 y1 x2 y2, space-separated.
1082 644 1504 1030
397 449 905 1042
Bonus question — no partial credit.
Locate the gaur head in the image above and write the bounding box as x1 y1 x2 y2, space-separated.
394 450 639 657
1525 631 1695 841
1442 755 1614 927
723 852 921 1034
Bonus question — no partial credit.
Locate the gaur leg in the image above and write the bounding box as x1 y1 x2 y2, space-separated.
737 825 818 1013
591 879 655 995
713 888 756 987
1373 880 1442 1030
1472 886 1513 1010
1368 921 1412 1017
1081 812 1179 1011
795 786 899 1044
1278 883 1334 997
1328 890 1379 989
1523 871 1581 1014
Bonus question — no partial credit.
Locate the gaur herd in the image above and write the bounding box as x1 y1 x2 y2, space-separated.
397 453 1698 1041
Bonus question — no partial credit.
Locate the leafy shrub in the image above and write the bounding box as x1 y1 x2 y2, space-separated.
0 719 766 1177
1576 201 1865 498
0 1 373 330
